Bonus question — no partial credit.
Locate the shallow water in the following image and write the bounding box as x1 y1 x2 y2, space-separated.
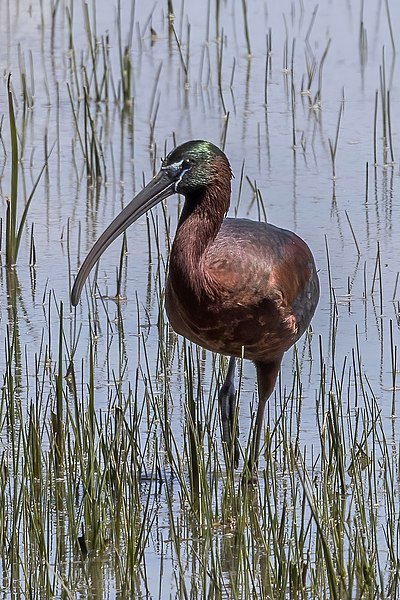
1 0 400 597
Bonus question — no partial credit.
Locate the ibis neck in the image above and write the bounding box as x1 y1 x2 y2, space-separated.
170 180 231 298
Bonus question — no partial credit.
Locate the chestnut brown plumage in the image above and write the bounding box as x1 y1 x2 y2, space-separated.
71 140 319 476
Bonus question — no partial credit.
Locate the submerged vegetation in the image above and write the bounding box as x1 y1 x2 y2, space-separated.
0 0 400 597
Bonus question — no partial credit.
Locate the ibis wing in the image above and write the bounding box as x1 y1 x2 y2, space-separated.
206 219 314 301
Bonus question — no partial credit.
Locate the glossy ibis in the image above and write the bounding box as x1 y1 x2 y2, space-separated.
71 140 319 476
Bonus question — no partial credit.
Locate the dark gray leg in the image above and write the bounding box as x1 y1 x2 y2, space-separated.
247 358 282 476
219 356 239 468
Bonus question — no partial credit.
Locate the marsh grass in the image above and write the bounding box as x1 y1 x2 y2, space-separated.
2 251 399 597
5 75 47 267
328 103 343 181
1 1 400 598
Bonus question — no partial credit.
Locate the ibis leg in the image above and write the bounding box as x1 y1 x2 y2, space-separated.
219 356 239 468
247 359 282 474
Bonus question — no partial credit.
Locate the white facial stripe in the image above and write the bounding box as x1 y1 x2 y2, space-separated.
172 160 190 191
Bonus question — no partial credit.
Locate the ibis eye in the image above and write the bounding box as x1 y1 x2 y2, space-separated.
179 158 193 173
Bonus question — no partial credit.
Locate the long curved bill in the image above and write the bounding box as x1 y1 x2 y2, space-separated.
71 169 175 306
